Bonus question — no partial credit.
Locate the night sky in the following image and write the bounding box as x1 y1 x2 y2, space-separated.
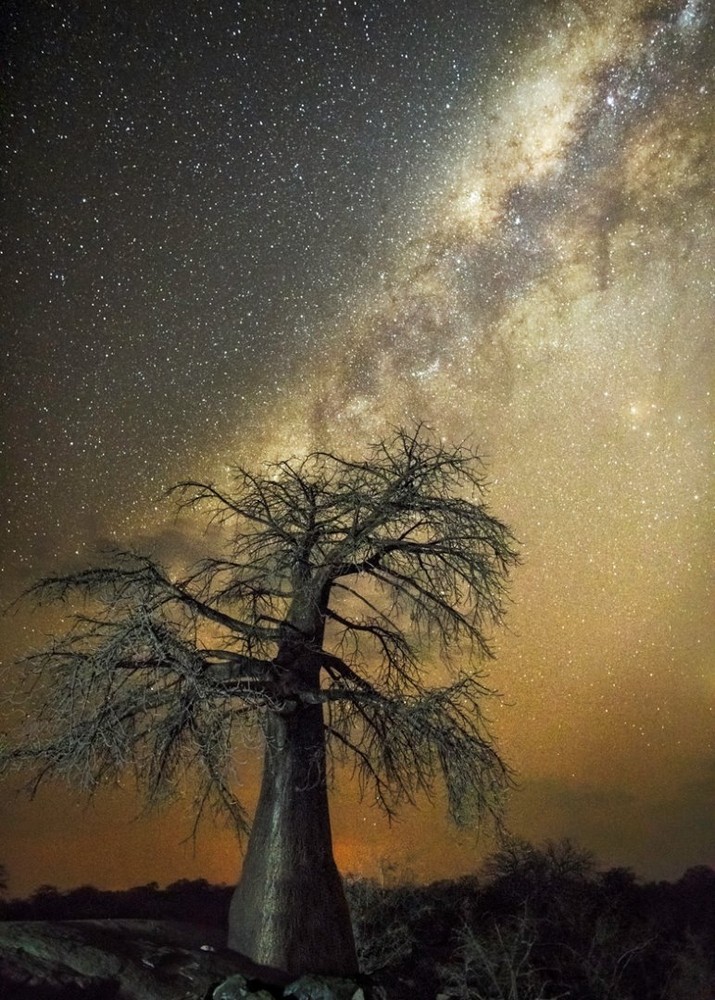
1 0 713 897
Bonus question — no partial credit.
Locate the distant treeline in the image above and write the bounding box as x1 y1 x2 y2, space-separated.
1 853 713 937
0 877 232 926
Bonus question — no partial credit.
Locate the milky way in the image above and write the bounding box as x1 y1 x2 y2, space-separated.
1 0 712 894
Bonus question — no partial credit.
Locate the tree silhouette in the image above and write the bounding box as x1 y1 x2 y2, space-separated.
2 426 518 976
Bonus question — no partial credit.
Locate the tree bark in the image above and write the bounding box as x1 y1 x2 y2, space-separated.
227 699 358 976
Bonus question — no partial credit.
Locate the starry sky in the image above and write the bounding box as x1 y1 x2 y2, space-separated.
1 0 713 897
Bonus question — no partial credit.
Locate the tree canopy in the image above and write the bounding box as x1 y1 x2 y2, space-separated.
3 427 519 834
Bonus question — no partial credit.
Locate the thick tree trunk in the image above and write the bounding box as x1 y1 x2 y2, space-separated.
227 700 358 976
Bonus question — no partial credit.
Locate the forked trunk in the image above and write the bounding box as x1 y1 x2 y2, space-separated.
227 700 358 976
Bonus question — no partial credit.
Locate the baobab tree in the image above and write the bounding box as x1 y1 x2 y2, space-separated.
2 426 519 976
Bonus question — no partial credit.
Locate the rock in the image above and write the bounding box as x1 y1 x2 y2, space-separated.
212 972 277 999
0 946 120 997
210 970 367 1000
284 973 365 1000
212 972 249 997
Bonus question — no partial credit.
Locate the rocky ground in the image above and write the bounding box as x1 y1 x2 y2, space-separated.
0 919 298 999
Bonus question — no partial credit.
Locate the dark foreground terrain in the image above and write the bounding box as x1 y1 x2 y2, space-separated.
1 840 713 999
0 918 241 998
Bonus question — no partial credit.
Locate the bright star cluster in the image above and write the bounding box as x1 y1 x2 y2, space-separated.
0 0 712 894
